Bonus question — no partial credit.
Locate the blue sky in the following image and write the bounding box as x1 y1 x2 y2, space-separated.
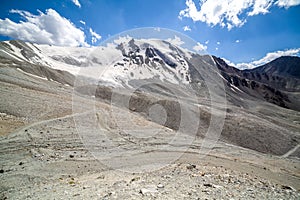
0 0 299 69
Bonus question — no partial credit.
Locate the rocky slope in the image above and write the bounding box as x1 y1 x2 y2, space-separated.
213 55 300 111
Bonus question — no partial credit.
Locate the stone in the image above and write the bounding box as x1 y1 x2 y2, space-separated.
140 188 157 195
186 164 196 170
203 183 213 187
281 185 294 190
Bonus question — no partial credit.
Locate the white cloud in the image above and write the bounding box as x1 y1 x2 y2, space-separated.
205 40 209 44
235 39 240 43
179 0 251 30
89 28 101 44
248 0 273 16
79 20 86 25
217 41 220 45
276 0 300 8
0 9 88 46
226 48 300 69
166 35 185 46
179 0 300 30
113 35 133 45
72 0 81 8
193 42 207 52
183 25 191 31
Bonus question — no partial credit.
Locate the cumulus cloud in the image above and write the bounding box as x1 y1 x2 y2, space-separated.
72 0 81 8
89 28 101 44
183 25 191 31
235 39 240 43
79 20 86 25
179 0 300 30
0 9 88 46
193 42 207 52
247 0 273 16
166 35 185 46
225 48 300 69
276 0 300 8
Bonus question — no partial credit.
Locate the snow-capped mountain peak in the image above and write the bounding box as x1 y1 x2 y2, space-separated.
104 38 192 85
0 39 195 87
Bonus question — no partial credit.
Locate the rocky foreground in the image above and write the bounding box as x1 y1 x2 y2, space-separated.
2 161 299 199
0 109 299 199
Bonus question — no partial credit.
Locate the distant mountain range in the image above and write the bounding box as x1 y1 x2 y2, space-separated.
1 40 299 111
213 55 300 111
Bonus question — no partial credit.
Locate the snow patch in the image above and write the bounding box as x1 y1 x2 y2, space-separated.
17 68 48 80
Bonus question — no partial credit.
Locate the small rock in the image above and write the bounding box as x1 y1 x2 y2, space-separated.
164 175 172 179
203 183 213 187
140 188 157 195
130 177 140 183
0 169 4 173
102 192 113 198
97 175 105 179
69 155 74 158
281 185 294 190
186 164 196 170
213 184 223 189
69 180 75 185
19 162 23 166
157 184 164 188
202 190 210 195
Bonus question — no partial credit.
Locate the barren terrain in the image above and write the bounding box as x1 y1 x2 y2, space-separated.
0 59 299 199
0 41 299 199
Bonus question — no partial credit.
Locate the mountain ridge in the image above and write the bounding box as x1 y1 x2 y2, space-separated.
212 55 300 111
1 39 299 112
